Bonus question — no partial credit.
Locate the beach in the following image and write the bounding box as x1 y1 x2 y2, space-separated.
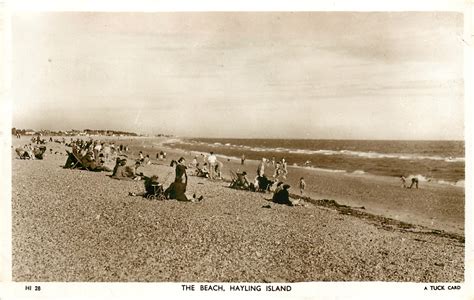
11 136 464 282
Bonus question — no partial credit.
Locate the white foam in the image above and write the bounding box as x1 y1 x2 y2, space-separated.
436 179 465 188
179 140 464 163
408 174 430 182
312 167 347 173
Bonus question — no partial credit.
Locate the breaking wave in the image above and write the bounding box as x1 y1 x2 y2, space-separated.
182 140 464 163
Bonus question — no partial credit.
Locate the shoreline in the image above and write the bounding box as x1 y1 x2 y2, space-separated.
164 139 465 188
158 145 465 242
154 139 464 236
162 137 465 186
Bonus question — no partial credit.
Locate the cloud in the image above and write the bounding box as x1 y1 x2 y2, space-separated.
12 12 463 139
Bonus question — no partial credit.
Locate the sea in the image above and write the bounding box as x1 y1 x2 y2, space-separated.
164 138 465 187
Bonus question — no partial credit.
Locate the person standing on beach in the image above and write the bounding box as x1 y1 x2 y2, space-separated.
273 161 281 178
207 152 217 180
241 154 246 165
299 177 306 195
192 156 198 168
281 158 288 179
165 156 203 202
257 158 266 177
169 157 189 201
400 176 407 188
93 141 101 160
215 160 224 179
175 157 188 184
103 144 111 161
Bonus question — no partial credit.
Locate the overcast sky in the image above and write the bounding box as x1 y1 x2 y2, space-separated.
12 12 464 140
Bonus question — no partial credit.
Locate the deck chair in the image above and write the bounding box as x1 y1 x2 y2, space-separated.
229 170 250 190
229 170 239 183
65 150 93 171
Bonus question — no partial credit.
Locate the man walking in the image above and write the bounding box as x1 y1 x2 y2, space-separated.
207 152 217 180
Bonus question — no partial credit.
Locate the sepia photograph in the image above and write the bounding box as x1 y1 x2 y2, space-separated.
1 1 472 299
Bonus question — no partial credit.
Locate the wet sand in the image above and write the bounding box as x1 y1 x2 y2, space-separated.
11 136 464 282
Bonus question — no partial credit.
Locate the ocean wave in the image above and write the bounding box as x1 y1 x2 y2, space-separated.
181 140 464 163
179 144 465 187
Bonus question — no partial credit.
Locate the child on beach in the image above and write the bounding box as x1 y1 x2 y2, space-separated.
299 177 306 195
400 176 407 188
281 158 288 179
257 158 266 177
215 160 224 179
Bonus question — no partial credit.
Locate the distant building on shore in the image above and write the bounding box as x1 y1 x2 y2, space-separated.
12 128 142 137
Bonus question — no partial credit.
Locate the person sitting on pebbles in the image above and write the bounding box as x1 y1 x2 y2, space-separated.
195 163 210 178
112 157 122 176
164 181 204 202
271 184 305 207
82 151 112 172
272 184 293 206
273 181 284 195
111 159 141 180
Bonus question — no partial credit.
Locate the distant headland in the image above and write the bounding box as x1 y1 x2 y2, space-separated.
11 127 173 138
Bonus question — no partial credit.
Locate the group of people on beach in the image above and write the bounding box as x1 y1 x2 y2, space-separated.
244 156 289 180
60 137 204 202
15 143 47 160
16 136 288 206
63 138 116 172
400 176 419 189
189 152 224 180
229 155 307 206
129 156 204 202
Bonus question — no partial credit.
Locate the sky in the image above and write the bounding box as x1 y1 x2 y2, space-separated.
11 12 464 140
